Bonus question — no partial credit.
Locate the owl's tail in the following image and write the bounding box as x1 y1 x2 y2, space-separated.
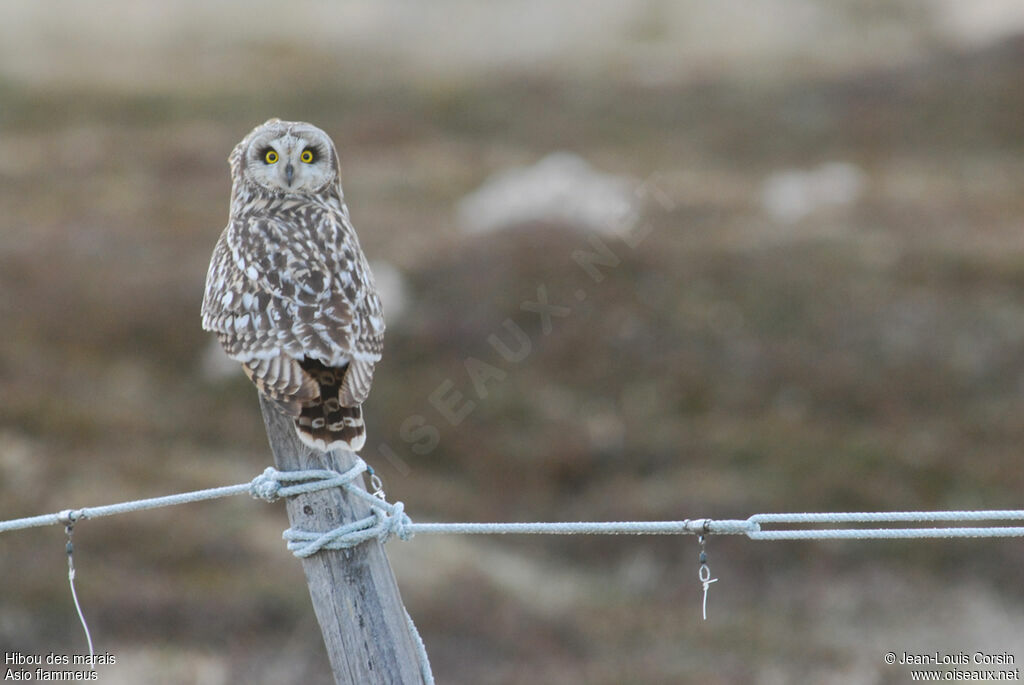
294 359 366 452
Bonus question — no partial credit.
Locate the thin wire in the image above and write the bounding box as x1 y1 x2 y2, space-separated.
67 566 94 669
61 518 95 670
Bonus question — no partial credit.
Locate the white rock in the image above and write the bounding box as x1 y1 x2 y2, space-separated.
761 161 866 224
457 151 638 235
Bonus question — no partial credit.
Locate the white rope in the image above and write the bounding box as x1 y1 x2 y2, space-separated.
0 482 252 533
402 520 752 535
405 608 435 685
3 463 1023 542
746 511 1024 540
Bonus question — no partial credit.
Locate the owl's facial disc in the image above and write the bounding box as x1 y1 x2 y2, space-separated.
245 125 335 194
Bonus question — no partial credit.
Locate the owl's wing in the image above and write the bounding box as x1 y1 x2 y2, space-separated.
340 358 376 406
242 355 318 415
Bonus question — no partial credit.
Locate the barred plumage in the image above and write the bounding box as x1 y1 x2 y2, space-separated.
202 119 384 451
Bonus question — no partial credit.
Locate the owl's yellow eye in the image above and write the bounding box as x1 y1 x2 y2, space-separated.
300 149 315 164
264 149 279 164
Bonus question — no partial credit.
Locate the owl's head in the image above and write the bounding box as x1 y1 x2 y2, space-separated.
231 119 340 196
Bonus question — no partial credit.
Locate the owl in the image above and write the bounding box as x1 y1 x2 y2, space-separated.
201 119 384 452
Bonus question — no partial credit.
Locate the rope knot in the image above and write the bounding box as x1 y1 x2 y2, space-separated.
254 460 414 557
380 500 414 542
249 467 283 502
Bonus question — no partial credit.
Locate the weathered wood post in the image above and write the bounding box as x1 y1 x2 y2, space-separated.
259 395 424 684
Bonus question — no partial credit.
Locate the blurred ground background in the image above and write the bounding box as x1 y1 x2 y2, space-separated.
2 1 1024 683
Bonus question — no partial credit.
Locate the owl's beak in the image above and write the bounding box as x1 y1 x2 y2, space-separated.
285 163 295 186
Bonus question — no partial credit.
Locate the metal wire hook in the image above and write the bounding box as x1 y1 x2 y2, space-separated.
366 465 387 500
697 534 718 621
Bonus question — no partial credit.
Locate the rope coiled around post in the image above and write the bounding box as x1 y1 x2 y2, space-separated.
249 460 413 558
248 462 1024 551
246 460 774 558
249 460 435 683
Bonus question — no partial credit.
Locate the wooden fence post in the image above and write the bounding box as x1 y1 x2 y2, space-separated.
258 395 424 684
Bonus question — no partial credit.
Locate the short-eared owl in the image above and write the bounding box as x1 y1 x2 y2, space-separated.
202 119 384 452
